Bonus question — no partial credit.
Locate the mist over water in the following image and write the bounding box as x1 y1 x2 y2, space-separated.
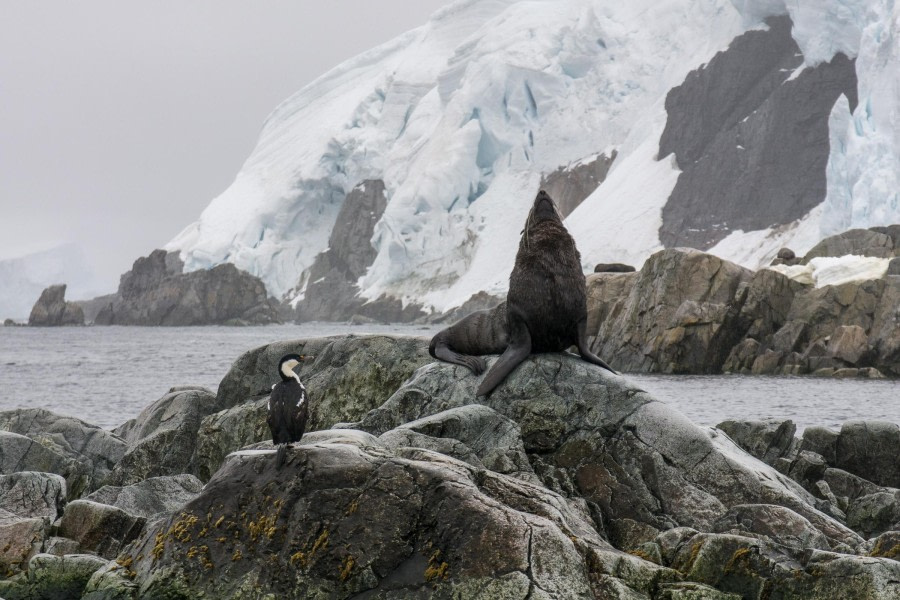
1 324 897 431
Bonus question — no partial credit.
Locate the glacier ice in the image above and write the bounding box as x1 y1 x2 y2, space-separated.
168 0 900 313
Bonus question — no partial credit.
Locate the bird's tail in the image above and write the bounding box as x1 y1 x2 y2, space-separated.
276 444 287 469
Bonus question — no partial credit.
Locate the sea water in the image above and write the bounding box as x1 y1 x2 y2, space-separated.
0 324 897 431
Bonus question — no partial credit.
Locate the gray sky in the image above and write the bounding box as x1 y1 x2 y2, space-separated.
0 1 451 294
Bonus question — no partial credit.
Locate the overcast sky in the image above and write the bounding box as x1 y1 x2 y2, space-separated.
0 1 451 293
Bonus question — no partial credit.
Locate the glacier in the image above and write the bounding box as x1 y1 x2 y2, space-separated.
168 0 900 314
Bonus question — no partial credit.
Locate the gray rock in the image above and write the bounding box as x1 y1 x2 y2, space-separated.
585 271 638 340
801 426 839 464
834 421 900 489
354 355 861 551
192 398 269 482
0 553 108 600
712 504 831 550
716 419 798 466
93 249 281 325
0 472 66 520
591 248 751 373
82 560 140 600
117 433 670 599
107 388 218 486
846 492 900 538
658 16 858 250
85 474 203 520
27 283 84 326
58 500 146 559
888 257 900 275
827 324 870 365
869 530 900 560
540 152 617 218
0 514 48 576
378 404 537 482
750 349 782 374
721 338 759 373
803 228 896 262
0 409 126 498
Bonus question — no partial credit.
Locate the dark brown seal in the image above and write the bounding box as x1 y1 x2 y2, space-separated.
429 189 615 395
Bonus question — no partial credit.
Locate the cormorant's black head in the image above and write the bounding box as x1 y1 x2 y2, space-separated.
278 354 310 381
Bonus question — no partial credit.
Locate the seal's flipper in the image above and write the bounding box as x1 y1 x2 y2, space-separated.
477 314 531 397
576 319 617 374
430 332 487 375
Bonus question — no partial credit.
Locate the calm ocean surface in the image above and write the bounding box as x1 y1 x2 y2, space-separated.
0 324 897 431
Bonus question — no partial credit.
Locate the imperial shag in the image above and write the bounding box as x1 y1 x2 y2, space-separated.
267 353 311 468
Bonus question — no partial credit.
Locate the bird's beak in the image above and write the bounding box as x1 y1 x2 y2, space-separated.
301 355 314 361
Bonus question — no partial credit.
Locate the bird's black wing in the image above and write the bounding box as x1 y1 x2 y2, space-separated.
267 380 309 444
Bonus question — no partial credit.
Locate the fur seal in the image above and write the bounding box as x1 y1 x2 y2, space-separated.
429 189 616 396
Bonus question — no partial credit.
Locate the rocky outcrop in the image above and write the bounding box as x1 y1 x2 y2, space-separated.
0 553 108 600
85 474 203 520
540 152 617 218
590 249 751 373
0 409 126 498
802 227 900 262
27 284 84 326
586 243 900 377
658 16 858 250
0 472 67 576
101 351 900 599
92 249 281 326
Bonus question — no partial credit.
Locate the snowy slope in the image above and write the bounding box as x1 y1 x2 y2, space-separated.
169 0 900 313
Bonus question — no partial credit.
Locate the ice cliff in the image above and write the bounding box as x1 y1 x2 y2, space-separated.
167 0 900 315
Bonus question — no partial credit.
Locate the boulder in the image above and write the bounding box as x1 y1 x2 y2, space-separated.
585 271 639 337
0 553 108 600
846 492 900 538
834 421 900 489
591 249 751 373
888 257 900 275
716 419 798 466
827 325 870 365
117 431 674 599
107 388 218 486
27 283 84 326
58 500 146 559
85 474 203 520
0 409 126 497
0 515 48 577
594 263 636 273
711 504 831 550
193 398 269 482
869 530 900 560
355 355 861 551
92 249 281 325
802 228 896 262
0 472 66 520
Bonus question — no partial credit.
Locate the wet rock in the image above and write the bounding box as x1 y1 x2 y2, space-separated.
93 249 281 325
58 500 146 559
591 249 751 373
721 338 759 373
27 283 84 326
716 419 798 465
0 409 126 498
107 388 218 486
0 553 108 600
85 474 203 520
802 228 896 262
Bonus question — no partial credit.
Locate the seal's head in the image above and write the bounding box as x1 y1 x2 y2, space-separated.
522 190 563 246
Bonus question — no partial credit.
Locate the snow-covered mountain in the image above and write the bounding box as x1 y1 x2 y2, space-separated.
0 244 100 321
167 0 900 318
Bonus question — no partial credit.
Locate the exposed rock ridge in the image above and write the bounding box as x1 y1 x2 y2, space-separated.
27 284 84 326
658 15 859 250
91 249 281 326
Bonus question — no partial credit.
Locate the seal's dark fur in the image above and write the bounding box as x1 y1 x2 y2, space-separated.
429 190 615 396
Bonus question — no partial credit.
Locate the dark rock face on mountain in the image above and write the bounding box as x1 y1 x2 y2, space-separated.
92 249 281 326
658 16 858 250
540 151 617 218
28 284 84 326
296 180 428 323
